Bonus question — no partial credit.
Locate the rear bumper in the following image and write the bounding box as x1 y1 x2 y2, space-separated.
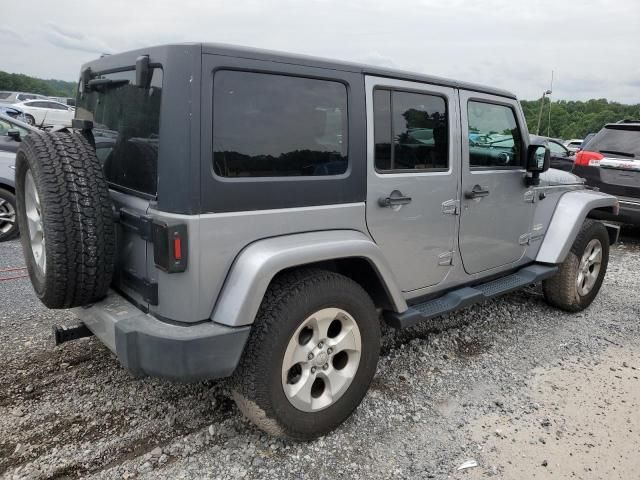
73 291 250 381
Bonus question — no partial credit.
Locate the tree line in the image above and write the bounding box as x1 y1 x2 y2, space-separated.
521 98 640 140
0 71 76 98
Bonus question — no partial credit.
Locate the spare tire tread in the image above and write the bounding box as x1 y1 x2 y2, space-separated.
16 132 115 308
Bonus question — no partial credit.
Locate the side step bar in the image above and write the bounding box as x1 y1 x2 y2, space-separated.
385 264 558 330
53 323 94 345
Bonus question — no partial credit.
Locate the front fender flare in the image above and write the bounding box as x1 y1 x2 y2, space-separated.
536 190 618 264
211 230 407 327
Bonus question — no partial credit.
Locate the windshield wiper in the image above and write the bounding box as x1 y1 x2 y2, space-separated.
598 149 636 158
87 78 129 91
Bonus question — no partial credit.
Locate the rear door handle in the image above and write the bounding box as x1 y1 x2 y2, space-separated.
379 190 412 208
465 185 490 199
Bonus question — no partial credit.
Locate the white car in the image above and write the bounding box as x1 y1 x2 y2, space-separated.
13 100 75 127
564 138 583 152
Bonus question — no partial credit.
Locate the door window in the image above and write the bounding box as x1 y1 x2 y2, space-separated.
213 71 348 178
548 140 568 155
25 101 48 108
467 101 523 169
374 88 448 172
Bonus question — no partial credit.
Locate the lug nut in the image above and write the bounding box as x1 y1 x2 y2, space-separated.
311 367 317 373
318 342 324 349
307 352 314 360
322 363 329 370
327 347 333 354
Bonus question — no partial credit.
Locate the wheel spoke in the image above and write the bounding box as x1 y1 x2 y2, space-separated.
328 325 359 353
284 369 315 407
0 199 6 208
283 342 314 371
308 308 341 341
588 245 602 264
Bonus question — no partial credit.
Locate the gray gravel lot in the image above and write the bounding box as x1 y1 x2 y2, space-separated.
1 229 639 480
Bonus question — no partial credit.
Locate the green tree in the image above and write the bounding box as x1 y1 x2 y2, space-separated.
521 98 640 139
0 71 76 98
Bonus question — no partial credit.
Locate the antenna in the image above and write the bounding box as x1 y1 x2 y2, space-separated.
547 70 554 137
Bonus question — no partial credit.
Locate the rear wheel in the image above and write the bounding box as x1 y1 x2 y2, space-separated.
0 188 19 242
232 269 380 440
543 220 609 312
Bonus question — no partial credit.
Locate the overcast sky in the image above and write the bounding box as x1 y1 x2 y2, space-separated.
1 0 639 102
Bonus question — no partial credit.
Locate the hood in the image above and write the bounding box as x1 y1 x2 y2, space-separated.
539 168 585 187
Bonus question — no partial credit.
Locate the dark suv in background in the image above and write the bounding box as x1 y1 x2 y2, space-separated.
573 120 640 224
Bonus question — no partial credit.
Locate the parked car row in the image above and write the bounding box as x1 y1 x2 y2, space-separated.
0 91 75 127
0 113 40 241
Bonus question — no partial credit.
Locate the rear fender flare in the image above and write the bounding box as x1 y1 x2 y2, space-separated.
210 230 407 327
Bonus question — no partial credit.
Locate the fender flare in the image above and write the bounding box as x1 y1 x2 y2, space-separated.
211 230 407 327
536 190 619 264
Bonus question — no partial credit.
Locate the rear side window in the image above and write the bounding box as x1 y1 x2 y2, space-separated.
76 68 162 196
467 101 523 169
213 71 348 177
0 92 11 100
374 88 448 172
588 126 640 158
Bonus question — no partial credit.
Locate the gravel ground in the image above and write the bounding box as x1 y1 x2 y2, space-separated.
1 229 639 480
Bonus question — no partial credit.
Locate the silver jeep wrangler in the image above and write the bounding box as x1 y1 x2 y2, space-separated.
14 43 619 440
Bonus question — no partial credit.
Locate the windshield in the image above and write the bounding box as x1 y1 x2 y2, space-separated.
589 126 640 159
76 68 163 196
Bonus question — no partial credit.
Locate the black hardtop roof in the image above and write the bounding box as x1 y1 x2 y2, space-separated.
82 42 517 100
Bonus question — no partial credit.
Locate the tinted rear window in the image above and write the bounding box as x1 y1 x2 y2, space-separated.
76 69 162 196
213 70 348 178
589 126 640 158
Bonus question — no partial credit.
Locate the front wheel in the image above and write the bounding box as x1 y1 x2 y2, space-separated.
232 268 380 440
24 114 35 126
543 219 610 312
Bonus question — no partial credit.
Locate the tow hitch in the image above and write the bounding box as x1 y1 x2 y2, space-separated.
53 323 94 346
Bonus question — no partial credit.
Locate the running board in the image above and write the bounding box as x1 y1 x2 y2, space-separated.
384 264 558 330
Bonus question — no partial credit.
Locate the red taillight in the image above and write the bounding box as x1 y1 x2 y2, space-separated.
173 236 182 261
575 150 604 167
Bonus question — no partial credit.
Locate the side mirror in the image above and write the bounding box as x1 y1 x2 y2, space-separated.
7 129 21 141
525 143 550 186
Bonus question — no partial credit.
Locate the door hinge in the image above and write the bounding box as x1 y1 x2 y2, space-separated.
119 208 154 241
442 199 460 216
438 251 454 266
121 269 158 305
518 233 531 245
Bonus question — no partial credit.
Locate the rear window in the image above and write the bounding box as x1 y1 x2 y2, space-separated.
76 68 162 196
589 126 640 158
213 70 348 178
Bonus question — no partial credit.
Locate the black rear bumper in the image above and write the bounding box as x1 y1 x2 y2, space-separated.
74 291 250 381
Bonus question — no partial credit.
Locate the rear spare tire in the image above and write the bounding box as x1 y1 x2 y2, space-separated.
15 132 115 308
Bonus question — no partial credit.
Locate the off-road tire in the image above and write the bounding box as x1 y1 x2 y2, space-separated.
542 219 609 312
232 268 380 440
15 132 115 309
0 188 19 241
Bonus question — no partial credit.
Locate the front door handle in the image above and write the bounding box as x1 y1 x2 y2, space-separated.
465 185 490 199
379 190 412 208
